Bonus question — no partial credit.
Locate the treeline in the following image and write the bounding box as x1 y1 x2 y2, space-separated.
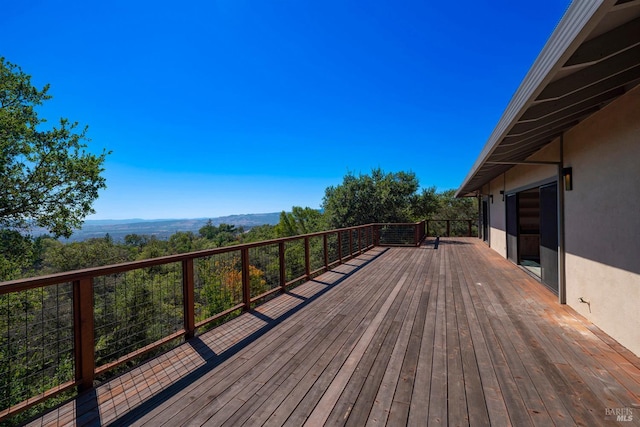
1 169 476 282
0 223 266 281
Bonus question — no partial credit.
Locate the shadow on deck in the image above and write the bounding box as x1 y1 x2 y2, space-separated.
30 238 640 426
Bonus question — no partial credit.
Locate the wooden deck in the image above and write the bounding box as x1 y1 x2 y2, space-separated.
29 238 640 426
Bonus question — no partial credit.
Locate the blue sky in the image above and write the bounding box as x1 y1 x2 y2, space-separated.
3 0 570 219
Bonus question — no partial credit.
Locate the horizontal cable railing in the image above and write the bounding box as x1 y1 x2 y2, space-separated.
0 222 425 423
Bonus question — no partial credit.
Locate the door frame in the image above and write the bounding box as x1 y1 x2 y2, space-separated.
505 177 560 294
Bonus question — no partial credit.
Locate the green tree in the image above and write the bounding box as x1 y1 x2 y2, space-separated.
275 207 325 237
239 225 276 243
426 189 478 236
39 237 132 273
0 57 109 238
409 186 439 221
214 223 238 247
199 221 239 247
0 230 35 280
198 219 218 239
433 189 477 220
136 238 169 260
322 168 419 228
124 233 157 248
168 231 196 254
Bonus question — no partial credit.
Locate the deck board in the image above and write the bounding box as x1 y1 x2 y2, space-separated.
27 239 640 427
407 245 441 426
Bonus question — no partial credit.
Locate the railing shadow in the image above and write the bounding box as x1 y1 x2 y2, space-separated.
437 238 474 245
98 247 389 426
424 237 474 249
74 389 101 427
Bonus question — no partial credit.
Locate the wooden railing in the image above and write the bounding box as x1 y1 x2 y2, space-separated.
0 222 425 422
425 219 477 237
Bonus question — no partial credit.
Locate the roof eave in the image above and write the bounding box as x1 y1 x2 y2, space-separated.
455 0 615 197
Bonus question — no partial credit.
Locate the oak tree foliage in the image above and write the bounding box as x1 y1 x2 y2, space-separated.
0 57 109 238
322 168 476 229
275 206 324 237
322 168 422 227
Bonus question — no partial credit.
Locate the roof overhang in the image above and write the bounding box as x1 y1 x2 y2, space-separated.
456 0 640 197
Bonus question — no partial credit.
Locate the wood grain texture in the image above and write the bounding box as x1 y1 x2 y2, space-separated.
28 240 640 427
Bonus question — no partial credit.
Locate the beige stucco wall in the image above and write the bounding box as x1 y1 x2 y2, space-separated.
563 85 640 356
483 180 506 257
483 84 640 356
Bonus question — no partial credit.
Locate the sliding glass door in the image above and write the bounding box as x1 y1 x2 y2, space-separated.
539 182 558 292
505 182 559 294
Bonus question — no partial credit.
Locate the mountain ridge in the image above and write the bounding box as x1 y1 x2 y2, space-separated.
46 212 283 242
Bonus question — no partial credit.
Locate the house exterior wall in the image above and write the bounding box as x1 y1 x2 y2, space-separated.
562 84 640 357
483 181 506 258
484 85 640 356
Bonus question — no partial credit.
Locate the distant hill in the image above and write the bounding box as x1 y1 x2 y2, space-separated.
38 212 282 242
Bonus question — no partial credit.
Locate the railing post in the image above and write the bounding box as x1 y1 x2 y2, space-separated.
279 241 286 292
182 259 195 339
73 277 95 391
323 234 329 269
304 236 311 279
446 220 450 237
358 228 363 253
349 230 353 257
414 223 419 246
337 231 343 262
426 220 430 238
241 248 251 311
